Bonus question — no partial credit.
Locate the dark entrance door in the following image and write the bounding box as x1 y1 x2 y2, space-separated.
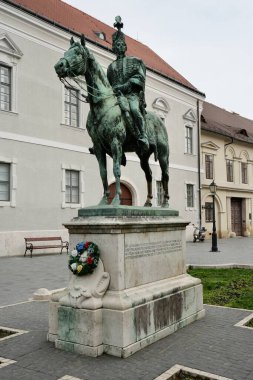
108 183 132 206
231 198 242 236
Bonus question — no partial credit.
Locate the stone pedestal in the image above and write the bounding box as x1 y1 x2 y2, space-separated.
49 206 205 358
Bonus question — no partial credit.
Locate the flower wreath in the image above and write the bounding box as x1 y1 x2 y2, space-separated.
68 241 99 276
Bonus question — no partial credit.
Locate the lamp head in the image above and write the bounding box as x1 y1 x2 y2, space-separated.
209 180 217 194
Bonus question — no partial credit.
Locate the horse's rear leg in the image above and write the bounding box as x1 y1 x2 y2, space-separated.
95 149 109 206
159 155 170 208
111 138 122 206
140 157 153 207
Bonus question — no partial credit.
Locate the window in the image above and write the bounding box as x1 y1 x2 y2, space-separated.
65 170 79 203
226 159 233 182
156 181 164 206
186 184 194 208
0 65 11 111
205 202 213 222
64 87 79 127
185 126 193 154
61 164 85 208
0 163 10 201
0 34 23 113
152 97 170 116
205 154 214 179
241 162 248 184
94 31 106 41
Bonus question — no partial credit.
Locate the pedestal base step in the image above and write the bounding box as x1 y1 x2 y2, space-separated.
49 276 205 358
103 309 205 358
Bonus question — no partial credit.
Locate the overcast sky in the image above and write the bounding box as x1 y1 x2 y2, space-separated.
64 0 253 120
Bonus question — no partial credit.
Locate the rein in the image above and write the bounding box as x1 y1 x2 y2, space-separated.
60 78 89 103
60 76 119 126
60 77 114 104
60 43 115 104
60 44 119 123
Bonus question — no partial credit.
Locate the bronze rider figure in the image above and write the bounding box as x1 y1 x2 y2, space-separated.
107 16 149 151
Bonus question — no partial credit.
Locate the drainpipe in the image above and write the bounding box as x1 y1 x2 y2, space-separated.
197 99 202 228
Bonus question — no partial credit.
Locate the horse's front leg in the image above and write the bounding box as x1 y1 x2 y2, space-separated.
95 148 109 206
111 137 122 206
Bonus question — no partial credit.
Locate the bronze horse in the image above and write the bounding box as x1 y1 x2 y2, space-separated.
55 36 169 207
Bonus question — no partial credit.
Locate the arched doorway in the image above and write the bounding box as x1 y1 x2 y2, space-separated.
108 183 132 206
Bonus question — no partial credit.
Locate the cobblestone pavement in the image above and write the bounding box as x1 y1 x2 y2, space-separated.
0 240 252 379
0 302 252 380
0 254 68 306
186 236 253 266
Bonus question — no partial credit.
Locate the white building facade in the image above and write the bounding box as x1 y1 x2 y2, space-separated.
0 0 205 256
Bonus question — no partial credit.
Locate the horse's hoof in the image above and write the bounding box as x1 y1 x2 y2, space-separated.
111 197 120 206
144 201 152 207
98 197 109 206
161 202 169 208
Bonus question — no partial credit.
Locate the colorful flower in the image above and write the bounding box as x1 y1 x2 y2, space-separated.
80 255 87 263
71 249 78 257
77 265 83 273
76 242 85 252
85 241 90 249
87 256 93 265
70 262 77 271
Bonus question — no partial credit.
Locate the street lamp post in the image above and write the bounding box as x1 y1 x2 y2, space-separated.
209 180 218 252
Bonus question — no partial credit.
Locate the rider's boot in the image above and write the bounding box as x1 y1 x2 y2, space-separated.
137 119 149 152
138 134 149 151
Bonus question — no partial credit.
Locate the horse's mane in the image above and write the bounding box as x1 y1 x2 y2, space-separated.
86 49 110 89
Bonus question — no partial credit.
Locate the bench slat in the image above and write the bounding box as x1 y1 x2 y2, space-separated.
29 245 63 249
25 237 62 242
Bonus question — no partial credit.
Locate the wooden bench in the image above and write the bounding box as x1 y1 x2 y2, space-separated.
24 237 69 258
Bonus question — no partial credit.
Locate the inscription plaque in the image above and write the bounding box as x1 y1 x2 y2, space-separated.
125 240 182 259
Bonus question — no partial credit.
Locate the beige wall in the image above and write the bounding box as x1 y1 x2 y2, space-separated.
201 130 253 238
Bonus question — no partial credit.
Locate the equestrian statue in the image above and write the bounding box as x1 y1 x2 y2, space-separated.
54 16 170 207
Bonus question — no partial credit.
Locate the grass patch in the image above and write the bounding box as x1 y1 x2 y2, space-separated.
246 318 253 328
188 268 253 310
0 329 17 339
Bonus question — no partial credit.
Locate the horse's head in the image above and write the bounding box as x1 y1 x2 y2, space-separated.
54 35 88 79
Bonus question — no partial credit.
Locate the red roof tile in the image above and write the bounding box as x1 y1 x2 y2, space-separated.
202 102 253 144
5 0 203 94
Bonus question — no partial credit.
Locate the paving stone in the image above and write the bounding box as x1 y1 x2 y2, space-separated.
186 236 253 266
0 239 252 379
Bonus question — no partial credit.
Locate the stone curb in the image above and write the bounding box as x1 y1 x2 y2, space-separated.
187 263 253 269
154 364 234 380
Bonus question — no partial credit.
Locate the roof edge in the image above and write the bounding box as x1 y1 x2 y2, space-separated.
201 124 253 146
146 66 205 97
3 0 205 97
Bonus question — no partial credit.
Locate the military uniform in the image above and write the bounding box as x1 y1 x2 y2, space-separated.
107 56 145 93
108 22 149 150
